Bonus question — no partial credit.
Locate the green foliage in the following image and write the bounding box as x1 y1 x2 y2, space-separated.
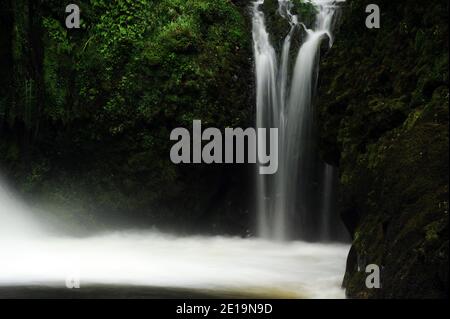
0 0 253 229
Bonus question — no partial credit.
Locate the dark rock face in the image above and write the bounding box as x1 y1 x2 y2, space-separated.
317 0 448 298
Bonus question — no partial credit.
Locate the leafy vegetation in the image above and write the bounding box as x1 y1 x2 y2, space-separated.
0 0 253 232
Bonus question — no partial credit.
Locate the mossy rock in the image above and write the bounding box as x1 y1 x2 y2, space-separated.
317 0 449 298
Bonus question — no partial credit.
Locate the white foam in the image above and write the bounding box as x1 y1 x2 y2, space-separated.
0 231 348 298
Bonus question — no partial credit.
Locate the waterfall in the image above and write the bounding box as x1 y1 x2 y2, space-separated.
0 0 350 297
253 0 343 241
320 163 336 241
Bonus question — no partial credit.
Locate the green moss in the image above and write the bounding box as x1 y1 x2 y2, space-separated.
0 0 253 233
317 0 449 298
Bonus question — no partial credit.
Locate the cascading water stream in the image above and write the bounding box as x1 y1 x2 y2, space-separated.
0 1 349 298
253 0 343 241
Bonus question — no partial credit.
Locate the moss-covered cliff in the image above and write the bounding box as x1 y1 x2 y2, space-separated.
0 0 254 233
317 0 449 298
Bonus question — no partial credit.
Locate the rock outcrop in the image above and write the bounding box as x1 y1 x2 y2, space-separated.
317 0 448 298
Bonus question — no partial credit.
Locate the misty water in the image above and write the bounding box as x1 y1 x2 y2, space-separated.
0 177 348 298
0 0 349 299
